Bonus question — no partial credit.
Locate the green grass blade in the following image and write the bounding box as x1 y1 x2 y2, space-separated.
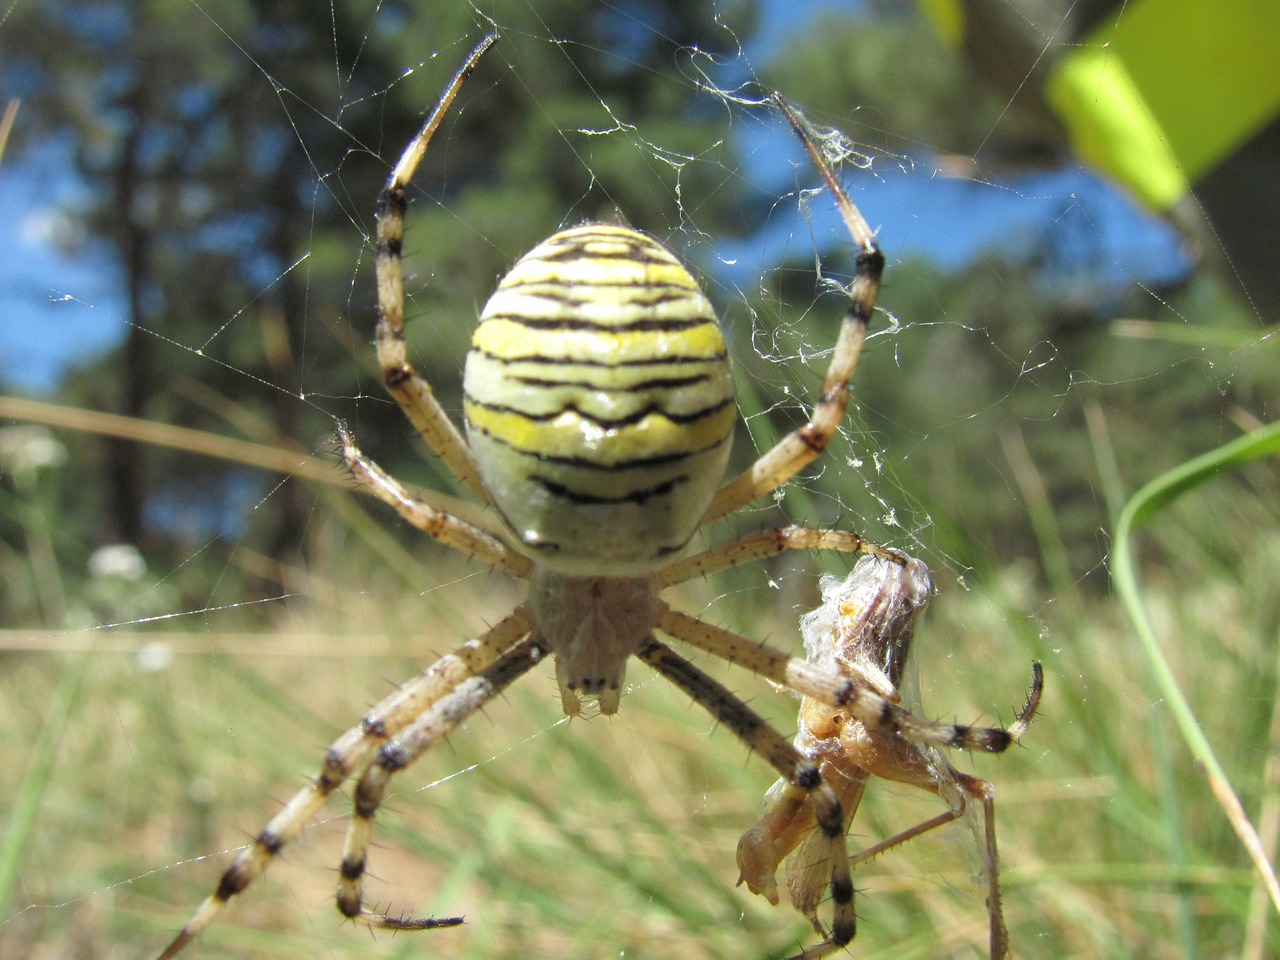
1111 418 1280 917
0 652 90 913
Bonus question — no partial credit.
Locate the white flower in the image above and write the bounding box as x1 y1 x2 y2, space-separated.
89 543 147 581
0 425 68 478
135 641 174 674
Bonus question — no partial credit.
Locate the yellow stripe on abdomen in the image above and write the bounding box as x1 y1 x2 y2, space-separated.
463 224 735 575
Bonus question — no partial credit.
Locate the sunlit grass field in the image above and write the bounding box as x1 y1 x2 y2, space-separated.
4 406 1277 960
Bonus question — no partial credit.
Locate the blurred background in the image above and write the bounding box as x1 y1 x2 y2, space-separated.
1 1 1277 958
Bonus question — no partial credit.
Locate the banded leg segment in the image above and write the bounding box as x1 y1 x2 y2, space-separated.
786 771 1012 960
701 96 884 527
661 604 1044 754
339 421 532 578
656 525 896 589
739 770 871 912
635 638 857 947
374 35 497 503
151 609 532 960
335 638 547 926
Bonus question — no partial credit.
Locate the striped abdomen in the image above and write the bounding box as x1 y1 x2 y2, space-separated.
464 224 734 574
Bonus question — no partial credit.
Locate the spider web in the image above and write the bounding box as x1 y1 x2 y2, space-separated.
3 2 1278 959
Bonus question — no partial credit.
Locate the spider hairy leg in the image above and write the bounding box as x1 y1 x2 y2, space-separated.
334 638 546 927
374 35 498 503
635 639 858 948
655 525 901 589
149 609 533 960
660 604 1037 754
337 421 532 577
701 95 885 526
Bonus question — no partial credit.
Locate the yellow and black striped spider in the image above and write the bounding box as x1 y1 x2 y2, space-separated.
153 35 1036 960
738 551 1042 959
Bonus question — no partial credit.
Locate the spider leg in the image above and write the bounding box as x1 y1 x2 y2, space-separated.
783 758 966 925
701 96 884 527
660 604 1044 754
334 637 547 927
634 637 858 948
374 34 497 504
656 525 899 589
151 609 532 960
837 769 1013 959
779 776 874 920
338 422 532 579
738 768 870 910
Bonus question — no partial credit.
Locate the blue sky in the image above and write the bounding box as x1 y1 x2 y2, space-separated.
1 137 130 392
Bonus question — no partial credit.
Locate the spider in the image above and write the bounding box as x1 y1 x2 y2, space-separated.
738 551 1042 959
152 34 1036 959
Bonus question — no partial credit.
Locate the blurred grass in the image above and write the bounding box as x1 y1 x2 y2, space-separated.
2 399 1277 960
